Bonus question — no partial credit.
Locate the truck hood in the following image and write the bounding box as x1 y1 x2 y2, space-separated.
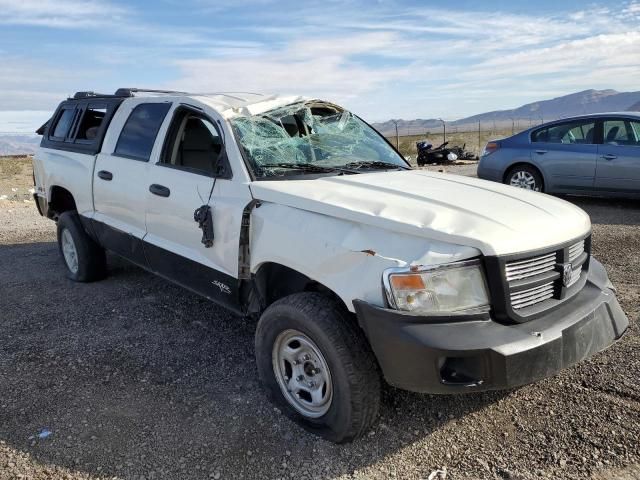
249 170 591 256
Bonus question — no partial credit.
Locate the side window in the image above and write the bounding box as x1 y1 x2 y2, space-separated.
114 103 171 161
76 106 107 141
604 119 640 146
51 108 77 140
532 120 595 145
161 111 225 176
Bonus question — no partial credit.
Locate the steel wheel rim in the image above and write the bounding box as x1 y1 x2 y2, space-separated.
510 170 539 191
61 228 79 274
272 329 333 418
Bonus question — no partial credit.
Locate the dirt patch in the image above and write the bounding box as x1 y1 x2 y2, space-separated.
0 156 34 201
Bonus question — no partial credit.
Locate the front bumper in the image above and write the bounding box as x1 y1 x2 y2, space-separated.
355 259 628 393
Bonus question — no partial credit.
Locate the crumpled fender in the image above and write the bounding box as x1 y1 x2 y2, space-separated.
249 202 481 311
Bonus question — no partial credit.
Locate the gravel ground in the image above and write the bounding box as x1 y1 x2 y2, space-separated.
1 166 639 480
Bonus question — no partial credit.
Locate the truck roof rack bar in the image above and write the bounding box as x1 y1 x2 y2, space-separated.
72 91 132 100
114 88 189 96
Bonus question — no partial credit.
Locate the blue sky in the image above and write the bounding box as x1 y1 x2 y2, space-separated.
0 0 638 131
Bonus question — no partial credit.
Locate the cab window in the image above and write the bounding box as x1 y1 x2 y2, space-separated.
50 108 77 140
75 106 107 141
160 109 229 177
114 103 171 161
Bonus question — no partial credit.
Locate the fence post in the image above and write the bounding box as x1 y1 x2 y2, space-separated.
394 121 399 150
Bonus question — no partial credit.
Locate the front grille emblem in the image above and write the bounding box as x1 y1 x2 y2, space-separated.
562 263 573 287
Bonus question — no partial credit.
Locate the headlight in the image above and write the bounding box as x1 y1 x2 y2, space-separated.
383 259 490 314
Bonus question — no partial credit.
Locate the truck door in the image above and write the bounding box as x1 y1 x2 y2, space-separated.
92 101 172 264
143 104 253 310
595 118 640 194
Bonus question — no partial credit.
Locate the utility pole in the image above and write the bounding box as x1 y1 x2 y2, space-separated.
478 120 481 155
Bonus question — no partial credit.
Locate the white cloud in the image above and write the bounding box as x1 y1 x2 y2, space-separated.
0 0 127 28
172 35 411 103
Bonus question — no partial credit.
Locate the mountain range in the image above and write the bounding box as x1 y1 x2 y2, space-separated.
1 90 640 154
372 89 640 136
0 134 40 156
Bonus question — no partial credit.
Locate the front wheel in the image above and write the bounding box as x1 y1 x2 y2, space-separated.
255 292 381 443
505 165 543 192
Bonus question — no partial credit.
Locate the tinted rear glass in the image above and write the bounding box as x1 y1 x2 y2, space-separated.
52 108 76 139
114 103 171 161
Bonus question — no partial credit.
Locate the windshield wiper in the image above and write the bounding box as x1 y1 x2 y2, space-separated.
342 160 410 170
258 162 338 174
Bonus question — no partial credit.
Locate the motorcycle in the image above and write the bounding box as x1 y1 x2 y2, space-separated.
416 141 458 166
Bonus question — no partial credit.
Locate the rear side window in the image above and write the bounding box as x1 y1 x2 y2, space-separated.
76 106 107 141
114 103 171 161
51 108 77 139
532 120 595 145
604 119 640 146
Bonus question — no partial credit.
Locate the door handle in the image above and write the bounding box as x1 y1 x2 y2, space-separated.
149 184 170 197
97 170 113 181
535 150 547 154
602 154 617 161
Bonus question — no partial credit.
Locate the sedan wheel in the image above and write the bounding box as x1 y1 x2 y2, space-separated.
507 167 542 192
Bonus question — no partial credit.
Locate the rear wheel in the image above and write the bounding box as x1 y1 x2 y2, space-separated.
255 292 381 443
57 211 106 282
505 165 543 192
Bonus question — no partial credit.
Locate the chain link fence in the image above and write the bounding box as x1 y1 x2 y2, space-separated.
384 119 545 159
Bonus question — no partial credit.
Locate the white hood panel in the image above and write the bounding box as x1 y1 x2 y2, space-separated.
250 170 591 256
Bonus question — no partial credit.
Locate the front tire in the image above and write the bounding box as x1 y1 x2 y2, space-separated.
255 292 381 443
505 164 544 192
56 211 106 282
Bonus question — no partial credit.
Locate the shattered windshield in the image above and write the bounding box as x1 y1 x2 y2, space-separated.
230 101 409 178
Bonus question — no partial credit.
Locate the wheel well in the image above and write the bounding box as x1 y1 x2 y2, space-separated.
48 186 77 219
252 263 348 313
504 162 544 189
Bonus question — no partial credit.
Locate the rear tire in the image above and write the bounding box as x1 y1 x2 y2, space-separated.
56 211 107 282
505 164 544 192
255 292 381 443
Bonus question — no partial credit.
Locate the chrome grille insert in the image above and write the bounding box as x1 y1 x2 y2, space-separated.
568 240 585 262
511 282 555 309
505 252 556 281
501 236 590 315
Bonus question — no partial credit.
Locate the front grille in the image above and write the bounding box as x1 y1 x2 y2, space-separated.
498 236 591 318
505 252 556 281
569 240 585 262
510 281 555 309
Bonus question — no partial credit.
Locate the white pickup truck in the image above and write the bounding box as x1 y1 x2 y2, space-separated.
33 88 628 443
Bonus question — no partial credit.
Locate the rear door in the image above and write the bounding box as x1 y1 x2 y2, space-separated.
530 119 597 192
595 117 640 195
143 103 253 310
92 100 172 264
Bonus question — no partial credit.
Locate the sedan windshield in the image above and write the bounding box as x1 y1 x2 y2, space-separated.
230 101 409 178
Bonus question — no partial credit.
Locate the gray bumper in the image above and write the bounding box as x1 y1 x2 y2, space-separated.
355 259 629 393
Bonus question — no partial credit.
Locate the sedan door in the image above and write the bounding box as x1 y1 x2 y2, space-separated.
595 118 640 195
143 104 253 311
529 119 597 193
